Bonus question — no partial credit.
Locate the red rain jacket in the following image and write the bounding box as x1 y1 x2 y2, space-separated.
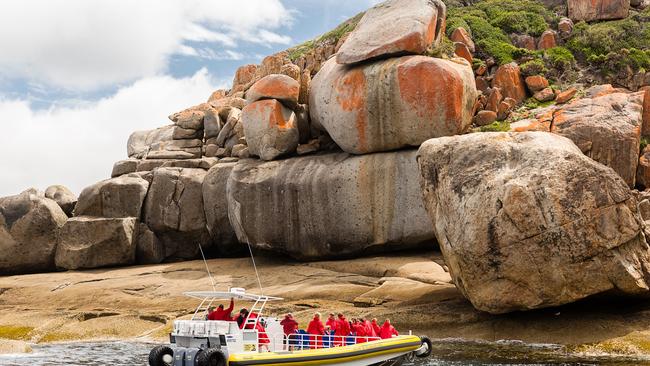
379 321 399 339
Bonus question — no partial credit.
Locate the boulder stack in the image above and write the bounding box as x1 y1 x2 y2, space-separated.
0 189 68 274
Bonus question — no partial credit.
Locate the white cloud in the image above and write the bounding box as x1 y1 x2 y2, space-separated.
0 0 292 90
0 69 226 197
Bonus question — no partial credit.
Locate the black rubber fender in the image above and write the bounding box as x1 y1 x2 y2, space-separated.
416 336 433 358
196 347 227 366
148 345 174 366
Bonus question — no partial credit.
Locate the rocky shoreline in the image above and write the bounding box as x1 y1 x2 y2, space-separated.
3 0 650 360
3 252 650 358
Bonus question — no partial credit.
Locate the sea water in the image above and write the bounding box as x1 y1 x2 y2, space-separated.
1 339 649 366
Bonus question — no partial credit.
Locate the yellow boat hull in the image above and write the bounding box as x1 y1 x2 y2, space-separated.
228 335 422 366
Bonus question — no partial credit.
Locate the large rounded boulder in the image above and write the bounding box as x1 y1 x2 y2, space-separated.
227 150 435 259
417 132 650 314
310 56 477 155
0 189 68 274
336 0 447 65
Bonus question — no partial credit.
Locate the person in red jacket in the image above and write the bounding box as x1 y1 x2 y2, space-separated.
335 313 351 346
352 319 367 343
325 313 338 333
211 297 234 321
371 318 381 337
379 319 399 339
307 312 326 349
364 318 378 341
280 313 299 350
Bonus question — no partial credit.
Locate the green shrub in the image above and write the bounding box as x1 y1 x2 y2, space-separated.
427 36 456 58
474 0 556 23
520 59 547 76
566 11 650 71
446 16 471 37
642 137 650 153
479 121 511 132
544 47 575 71
491 11 548 37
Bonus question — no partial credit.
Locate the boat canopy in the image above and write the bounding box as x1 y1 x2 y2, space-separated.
184 288 283 302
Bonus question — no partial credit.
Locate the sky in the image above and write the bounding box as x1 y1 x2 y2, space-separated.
0 0 379 197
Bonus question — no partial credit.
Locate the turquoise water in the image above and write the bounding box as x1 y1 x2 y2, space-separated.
1 340 649 366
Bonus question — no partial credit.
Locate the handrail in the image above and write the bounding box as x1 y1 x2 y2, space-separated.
243 330 390 352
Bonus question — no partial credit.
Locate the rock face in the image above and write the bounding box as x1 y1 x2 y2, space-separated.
55 217 137 270
135 223 164 265
418 132 650 314
568 0 630 22
202 162 240 255
241 99 299 161
227 150 435 259
551 91 644 187
245 74 300 108
127 126 174 159
311 56 477 154
143 168 211 259
492 63 527 104
0 189 68 274
74 176 150 219
337 0 446 65
44 185 77 217
643 88 650 137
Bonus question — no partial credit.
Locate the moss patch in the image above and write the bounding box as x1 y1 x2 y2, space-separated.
479 121 511 132
40 331 79 343
0 325 34 340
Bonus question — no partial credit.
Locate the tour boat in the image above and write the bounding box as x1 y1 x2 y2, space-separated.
148 288 432 366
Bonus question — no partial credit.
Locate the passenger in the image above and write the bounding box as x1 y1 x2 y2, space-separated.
335 313 351 346
352 319 367 343
280 313 299 350
206 306 217 320
307 312 326 349
236 308 249 329
243 310 270 352
325 313 338 333
371 318 381 336
364 319 378 340
379 319 399 339
213 297 235 321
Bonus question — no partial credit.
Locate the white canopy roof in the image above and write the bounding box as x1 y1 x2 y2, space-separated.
184 289 283 302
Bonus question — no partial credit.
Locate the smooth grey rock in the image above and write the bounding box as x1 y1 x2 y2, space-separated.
143 168 211 259
0 189 68 274
74 176 149 219
44 185 77 217
203 163 241 255
127 125 174 159
136 223 164 264
227 150 435 259
55 216 137 270
172 126 203 140
111 159 139 178
417 132 650 314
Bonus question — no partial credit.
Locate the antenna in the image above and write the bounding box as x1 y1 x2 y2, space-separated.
198 242 216 292
247 241 264 293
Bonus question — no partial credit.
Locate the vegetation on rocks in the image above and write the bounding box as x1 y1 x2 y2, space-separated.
447 0 556 64
478 121 511 132
566 8 650 73
287 12 364 61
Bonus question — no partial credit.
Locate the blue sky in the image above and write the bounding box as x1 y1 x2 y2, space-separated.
0 0 377 196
